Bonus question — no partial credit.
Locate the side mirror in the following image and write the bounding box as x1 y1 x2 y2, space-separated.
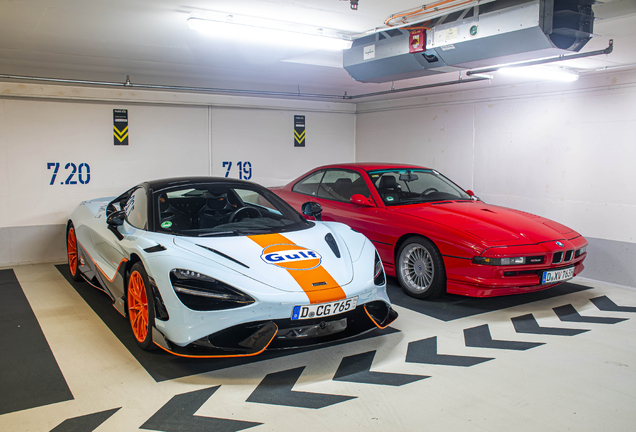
302 202 323 221
106 210 125 240
466 190 480 201
350 194 375 207
107 210 125 227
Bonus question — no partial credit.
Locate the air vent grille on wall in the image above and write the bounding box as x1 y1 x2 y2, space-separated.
343 0 595 83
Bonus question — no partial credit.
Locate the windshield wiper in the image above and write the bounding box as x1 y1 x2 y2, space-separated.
235 228 272 235
397 198 432 204
399 198 459 205
198 228 272 237
198 230 240 237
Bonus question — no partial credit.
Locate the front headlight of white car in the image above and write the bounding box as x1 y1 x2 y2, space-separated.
374 252 385 286
170 269 255 311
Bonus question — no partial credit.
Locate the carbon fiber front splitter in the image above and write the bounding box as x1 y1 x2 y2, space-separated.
152 301 397 358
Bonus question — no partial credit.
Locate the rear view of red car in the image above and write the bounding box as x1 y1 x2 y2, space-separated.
271 163 587 299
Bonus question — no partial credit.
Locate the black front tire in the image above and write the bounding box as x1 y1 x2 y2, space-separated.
396 236 446 299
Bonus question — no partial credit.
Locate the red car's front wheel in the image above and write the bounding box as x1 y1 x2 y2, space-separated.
397 236 446 299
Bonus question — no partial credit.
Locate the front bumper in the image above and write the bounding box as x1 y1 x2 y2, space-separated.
444 236 588 297
152 301 397 358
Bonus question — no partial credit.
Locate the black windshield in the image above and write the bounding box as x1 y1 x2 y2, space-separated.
152 182 311 237
368 169 471 206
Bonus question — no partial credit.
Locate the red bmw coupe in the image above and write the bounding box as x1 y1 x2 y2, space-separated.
270 163 587 299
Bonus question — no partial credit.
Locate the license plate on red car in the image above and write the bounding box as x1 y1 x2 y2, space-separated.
542 267 574 284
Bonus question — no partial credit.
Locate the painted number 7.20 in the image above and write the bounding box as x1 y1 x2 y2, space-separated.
47 162 91 185
222 161 252 180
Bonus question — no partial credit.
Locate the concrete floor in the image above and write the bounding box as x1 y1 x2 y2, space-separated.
1 263 635 432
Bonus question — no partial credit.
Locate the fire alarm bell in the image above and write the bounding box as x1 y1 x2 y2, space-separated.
409 29 426 53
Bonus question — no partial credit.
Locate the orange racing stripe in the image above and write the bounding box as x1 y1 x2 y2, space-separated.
248 233 346 304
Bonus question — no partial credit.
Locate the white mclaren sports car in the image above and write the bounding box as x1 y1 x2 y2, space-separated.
67 177 397 358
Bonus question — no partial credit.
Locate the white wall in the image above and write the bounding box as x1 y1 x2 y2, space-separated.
210 108 354 187
356 70 636 287
0 99 210 229
2 73 634 289
0 83 356 266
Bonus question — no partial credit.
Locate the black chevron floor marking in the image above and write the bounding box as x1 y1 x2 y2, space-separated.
333 350 429 385
246 366 356 409
511 314 589 336
140 386 261 432
464 324 545 351
50 408 120 432
590 295 636 313
406 336 494 366
553 304 628 324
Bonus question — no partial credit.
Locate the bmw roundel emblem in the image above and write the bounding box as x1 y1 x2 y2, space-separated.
556 241 564 248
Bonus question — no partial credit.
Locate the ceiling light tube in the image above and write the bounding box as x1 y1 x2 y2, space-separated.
470 73 493 79
498 66 579 82
188 15 353 51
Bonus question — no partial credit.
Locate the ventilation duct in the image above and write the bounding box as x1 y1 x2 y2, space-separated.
344 0 595 83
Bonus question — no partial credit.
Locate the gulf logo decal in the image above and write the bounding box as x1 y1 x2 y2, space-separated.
248 233 346 305
261 244 322 270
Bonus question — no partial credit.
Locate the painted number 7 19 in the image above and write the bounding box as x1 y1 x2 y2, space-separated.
222 161 252 180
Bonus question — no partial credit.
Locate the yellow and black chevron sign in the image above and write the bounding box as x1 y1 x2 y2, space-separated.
113 109 129 146
294 115 305 147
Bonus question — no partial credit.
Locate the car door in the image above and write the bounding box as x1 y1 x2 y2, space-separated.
90 186 147 295
312 169 378 242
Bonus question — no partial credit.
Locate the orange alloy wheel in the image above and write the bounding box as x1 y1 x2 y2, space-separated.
67 228 78 276
128 271 149 343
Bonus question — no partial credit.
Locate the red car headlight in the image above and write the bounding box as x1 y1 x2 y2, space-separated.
473 256 545 266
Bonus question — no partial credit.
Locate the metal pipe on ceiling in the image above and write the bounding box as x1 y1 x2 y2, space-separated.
0 74 348 100
0 73 488 101
346 76 489 99
0 40 614 101
355 0 498 37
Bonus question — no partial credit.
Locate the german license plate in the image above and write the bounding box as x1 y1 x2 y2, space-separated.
542 267 574 284
291 296 358 320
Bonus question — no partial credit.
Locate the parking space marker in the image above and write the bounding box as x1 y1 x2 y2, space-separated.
464 324 545 351
334 350 428 385
406 336 494 366
511 314 589 336
553 304 628 324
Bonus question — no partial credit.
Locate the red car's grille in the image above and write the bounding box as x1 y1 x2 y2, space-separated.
553 250 574 264
504 270 540 277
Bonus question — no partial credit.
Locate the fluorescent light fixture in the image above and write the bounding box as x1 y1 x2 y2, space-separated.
188 14 353 51
470 73 493 79
498 66 579 82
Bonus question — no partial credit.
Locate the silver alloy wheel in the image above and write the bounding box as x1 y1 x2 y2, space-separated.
399 243 434 293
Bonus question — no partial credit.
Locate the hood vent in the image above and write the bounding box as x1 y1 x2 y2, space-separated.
324 233 341 258
197 245 250 269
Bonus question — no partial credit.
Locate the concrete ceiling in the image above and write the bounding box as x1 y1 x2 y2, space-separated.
1 0 636 102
